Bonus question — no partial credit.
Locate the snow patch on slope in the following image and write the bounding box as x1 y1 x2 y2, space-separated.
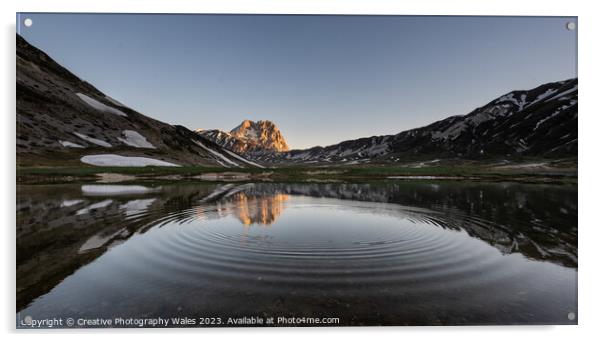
432 104 514 141
223 149 265 168
59 140 84 148
496 93 527 111
534 102 577 130
73 132 112 147
118 130 156 149
76 93 128 117
61 199 83 207
193 140 239 167
81 154 180 167
518 94 527 111
241 127 259 141
364 143 389 156
545 85 577 103
526 88 558 108
432 121 466 140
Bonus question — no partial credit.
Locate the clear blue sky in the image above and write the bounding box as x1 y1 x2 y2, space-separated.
18 14 577 149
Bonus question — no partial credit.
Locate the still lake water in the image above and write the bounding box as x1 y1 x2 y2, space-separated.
17 181 577 326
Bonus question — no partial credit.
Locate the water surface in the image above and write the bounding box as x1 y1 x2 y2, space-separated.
17 181 577 326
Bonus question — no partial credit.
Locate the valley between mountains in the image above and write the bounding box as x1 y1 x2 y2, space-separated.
16 34 577 183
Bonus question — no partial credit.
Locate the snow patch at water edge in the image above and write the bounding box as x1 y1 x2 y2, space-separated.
82 184 161 196
81 154 180 167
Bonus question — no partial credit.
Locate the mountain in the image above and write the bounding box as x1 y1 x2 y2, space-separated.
198 119 289 155
248 78 577 165
16 34 261 169
17 33 576 169
231 119 289 152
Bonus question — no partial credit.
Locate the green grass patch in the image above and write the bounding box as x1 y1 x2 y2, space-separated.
16 163 577 185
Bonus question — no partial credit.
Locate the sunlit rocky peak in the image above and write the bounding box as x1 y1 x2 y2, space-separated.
229 119 289 152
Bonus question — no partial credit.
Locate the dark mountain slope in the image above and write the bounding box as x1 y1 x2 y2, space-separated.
246 79 577 165
16 34 259 168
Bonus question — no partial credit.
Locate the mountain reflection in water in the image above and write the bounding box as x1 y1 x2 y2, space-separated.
16 181 577 325
195 192 289 227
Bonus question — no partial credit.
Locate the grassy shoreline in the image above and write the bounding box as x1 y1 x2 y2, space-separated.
16 164 578 185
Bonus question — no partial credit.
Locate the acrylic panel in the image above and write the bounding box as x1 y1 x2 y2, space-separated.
16 13 577 328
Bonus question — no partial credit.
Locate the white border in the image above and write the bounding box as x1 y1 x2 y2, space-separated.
2 1 601 341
